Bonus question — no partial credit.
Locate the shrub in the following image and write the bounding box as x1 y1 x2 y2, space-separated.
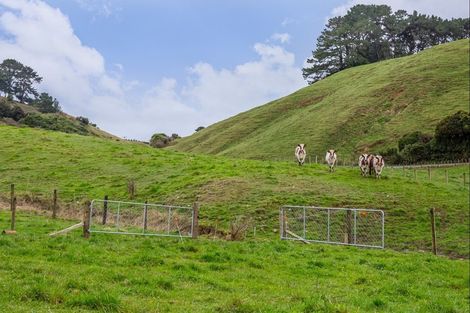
10 106 26 121
76 116 89 125
398 131 432 151
150 133 170 148
0 98 11 117
195 126 205 132
433 110 470 158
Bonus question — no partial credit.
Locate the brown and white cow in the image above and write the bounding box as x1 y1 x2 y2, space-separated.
325 149 337 172
358 154 369 176
372 155 385 178
295 144 307 166
366 154 375 176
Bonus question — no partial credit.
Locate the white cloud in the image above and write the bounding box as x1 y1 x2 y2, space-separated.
73 0 119 18
0 0 306 140
271 33 291 44
331 0 469 19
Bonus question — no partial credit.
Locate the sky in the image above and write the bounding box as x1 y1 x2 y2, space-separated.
0 0 468 140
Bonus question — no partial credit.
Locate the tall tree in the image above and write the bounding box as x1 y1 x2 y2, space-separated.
0 59 42 103
303 5 470 84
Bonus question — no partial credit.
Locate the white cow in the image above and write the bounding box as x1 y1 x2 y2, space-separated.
295 144 307 166
372 155 385 178
325 149 337 172
358 154 369 176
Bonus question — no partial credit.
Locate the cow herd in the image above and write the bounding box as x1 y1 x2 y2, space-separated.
294 144 385 178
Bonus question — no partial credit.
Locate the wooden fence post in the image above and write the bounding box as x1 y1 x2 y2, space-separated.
191 202 199 239
10 184 16 231
427 167 431 181
143 200 148 232
102 195 108 225
430 208 437 255
52 189 58 219
315 155 318 164
128 180 135 199
83 201 91 239
413 169 417 181
445 169 448 184
464 173 467 187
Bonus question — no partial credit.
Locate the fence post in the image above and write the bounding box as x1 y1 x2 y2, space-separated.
52 189 58 219
315 155 318 164
102 195 108 225
346 210 352 244
128 180 135 199
430 208 437 255
143 200 148 232
428 167 431 181
191 202 199 239
413 169 417 181
303 207 306 239
10 184 16 231
464 173 467 187
83 201 91 239
445 169 448 184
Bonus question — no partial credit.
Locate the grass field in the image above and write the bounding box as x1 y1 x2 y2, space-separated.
0 210 468 313
171 40 469 160
0 125 468 257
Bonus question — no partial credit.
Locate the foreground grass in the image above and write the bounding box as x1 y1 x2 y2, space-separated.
0 211 468 313
0 125 468 257
172 40 469 160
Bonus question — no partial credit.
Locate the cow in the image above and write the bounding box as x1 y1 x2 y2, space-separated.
295 144 307 166
358 154 369 176
366 154 375 176
325 149 337 172
372 155 385 178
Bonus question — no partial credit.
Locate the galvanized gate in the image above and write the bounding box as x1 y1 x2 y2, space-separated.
280 206 384 248
88 199 195 238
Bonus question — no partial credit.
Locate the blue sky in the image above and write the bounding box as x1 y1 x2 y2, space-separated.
0 0 467 139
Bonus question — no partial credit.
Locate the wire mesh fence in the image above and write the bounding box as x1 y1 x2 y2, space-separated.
89 199 194 238
280 206 384 248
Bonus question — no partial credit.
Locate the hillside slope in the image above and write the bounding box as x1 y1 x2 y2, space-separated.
0 97 118 139
171 40 469 160
0 125 468 257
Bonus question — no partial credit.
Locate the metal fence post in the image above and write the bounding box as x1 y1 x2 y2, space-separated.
167 207 172 234
116 202 121 231
143 201 148 233
353 210 357 244
327 208 330 242
83 201 91 238
191 202 199 239
303 207 306 239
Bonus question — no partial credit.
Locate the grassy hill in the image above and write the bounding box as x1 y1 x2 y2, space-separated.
0 125 468 257
171 40 469 161
0 97 118 139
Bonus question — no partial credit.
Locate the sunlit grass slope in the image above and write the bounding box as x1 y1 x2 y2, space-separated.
0 125 468 257
171 40 469 160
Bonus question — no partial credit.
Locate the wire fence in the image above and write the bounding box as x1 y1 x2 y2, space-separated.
280 206 384 248
88 199 195 238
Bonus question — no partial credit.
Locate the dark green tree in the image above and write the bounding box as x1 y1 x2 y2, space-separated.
303 5 469 84
32 92 61 113
0 59 42 102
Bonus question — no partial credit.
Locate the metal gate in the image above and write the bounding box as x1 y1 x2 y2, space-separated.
88 199 195 238
280 206 384 248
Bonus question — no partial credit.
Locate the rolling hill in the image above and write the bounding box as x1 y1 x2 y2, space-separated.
0 125 468 257
0 97 118 140
0 125 468 312
170 39 469 161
